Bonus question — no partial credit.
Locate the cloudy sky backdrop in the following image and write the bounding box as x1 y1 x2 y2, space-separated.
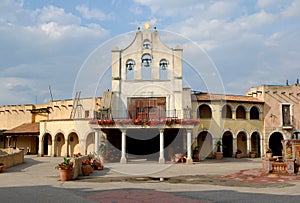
0 0 299 105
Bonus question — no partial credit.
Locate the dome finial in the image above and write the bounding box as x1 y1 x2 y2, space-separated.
144 22 151 30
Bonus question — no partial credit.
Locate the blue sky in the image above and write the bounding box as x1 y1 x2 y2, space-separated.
0 0 299 105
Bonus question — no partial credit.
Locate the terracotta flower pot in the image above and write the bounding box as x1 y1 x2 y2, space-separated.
250 153 256 158
215 152 223 160
0 165 5 173
266 153 273 158
59 169 73 181
82 165 93 176
236 153 242 159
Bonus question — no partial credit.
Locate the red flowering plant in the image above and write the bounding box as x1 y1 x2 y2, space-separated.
82 158 93 166
73 152 82 158
98 119 115 126
181 119 200 125
115 119 133 125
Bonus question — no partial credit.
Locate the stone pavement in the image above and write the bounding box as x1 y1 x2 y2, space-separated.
0 155 300 203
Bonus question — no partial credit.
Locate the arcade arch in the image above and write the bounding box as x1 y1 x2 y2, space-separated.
269 132 284 156
250 131 261 157
54 133 65 157
197 131 213 160
86 132 95 155
43 133 52 156
222 131 233 157
68 132 79 157
198 104 212 119
222 104 232 119
236 131 247 157
236 105 246 119
250 106 260 120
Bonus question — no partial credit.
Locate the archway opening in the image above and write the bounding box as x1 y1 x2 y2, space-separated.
197 131 213 160
43 133 52 156
236 106 246 119
54 133 65 157
198 104 212 119
269 132 283 156
222 131 233 157
68 132 79 157
251 132 261 157
222 105 232 119
86 132 95 155
237 132 247 157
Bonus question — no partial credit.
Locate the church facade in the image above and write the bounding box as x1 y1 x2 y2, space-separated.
1 25 299 164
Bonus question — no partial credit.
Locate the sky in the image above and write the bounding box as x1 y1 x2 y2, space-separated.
0 0 299 105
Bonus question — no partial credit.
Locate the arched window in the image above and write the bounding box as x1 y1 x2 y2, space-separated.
159 59 168 80
236 105 246 119
142 54 152 80
143 40 151 49
222 104 232 119
126 59 135 80
250 106 259 120
198 104 212 119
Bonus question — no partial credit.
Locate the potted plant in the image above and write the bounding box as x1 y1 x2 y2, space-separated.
235 149 242 158
215 140 223 160
249 151 256 158
81 158 93 176
266 148 273 158
56 158 73 181
0 163 5 173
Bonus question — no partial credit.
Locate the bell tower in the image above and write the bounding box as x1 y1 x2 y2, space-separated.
111 24 183 120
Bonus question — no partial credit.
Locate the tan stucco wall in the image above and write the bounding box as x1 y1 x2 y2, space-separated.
39 119 95 156
246 84 300 151
0 105 34 129
0 148 24 168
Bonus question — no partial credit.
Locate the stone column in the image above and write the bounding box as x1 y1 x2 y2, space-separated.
120 129 127 164
51 139 55 157
159 129 165 164
95 130 99 156
80 139 87 155
38 139 43 157
65 136 69 157
232 111 236 119
186 129 193 165
246 111 250 120
233 138 237 157
247 137 250 155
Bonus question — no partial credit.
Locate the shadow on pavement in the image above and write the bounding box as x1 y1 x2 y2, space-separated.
4 156 42 173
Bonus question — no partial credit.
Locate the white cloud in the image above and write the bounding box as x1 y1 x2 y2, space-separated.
256 0 286 10
38 5 81 25
0 1 111 105
281 0 300 18
233 10 277 30
76 5 114 21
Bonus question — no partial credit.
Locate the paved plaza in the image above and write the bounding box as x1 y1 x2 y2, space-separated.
0 156 300 202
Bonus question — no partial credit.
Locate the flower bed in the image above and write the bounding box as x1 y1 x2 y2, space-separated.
89 118 199 127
